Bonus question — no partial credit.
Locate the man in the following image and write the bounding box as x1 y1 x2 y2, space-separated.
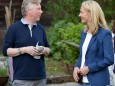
2 0 50 86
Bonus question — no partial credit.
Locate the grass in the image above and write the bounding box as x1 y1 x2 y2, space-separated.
45 58 66 75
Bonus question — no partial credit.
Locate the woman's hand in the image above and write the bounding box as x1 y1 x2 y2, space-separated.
73 67 80 82
80 66 89 75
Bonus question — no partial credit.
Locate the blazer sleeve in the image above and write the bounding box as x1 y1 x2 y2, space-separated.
74 31 84 68
88 30 114 73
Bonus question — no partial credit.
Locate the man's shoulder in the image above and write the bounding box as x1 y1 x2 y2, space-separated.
9 21 22 28
36 23 45 32
37 23 44 28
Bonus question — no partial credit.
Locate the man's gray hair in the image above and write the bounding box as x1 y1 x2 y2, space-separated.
21 0 41 17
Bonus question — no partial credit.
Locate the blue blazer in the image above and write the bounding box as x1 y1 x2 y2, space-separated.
75 27 114 86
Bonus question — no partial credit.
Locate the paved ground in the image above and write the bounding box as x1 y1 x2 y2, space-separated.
46 82 77 86
7 82 77 86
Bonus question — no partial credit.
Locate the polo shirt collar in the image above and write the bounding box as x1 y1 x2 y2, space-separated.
21 18 37 26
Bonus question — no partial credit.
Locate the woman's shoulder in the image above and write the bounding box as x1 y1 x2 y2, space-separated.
99 27 111 34
97 27 111 38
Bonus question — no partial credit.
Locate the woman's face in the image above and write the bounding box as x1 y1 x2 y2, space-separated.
79 6 91 24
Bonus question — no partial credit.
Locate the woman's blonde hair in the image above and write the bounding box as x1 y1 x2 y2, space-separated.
81 0 108 35
21 0 41 17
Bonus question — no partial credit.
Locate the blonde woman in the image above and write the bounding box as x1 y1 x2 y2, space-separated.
73 0 114 86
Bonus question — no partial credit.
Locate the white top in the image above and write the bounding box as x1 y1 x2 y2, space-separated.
81 32 92 83
112 32 114 38
111 32 115 63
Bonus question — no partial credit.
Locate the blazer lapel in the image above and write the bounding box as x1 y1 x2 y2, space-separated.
81 32 86 47
87 35 97 53
80 31 97 55
79 31 86 60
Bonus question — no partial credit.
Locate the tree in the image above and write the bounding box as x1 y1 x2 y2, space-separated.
46 0 115 23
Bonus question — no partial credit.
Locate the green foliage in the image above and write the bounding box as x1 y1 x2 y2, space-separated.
59 23 84 64
46 0 115 23
95 0 115 21
47 20 67 60
47 20 84 64
0 68 8 77
46 0 83 23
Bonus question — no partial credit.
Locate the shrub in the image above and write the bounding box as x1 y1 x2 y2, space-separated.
46 0 83 23
46 0 115 24
47 20 84 64
0 68 8 77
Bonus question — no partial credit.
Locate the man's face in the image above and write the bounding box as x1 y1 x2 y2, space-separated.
27 4 43 22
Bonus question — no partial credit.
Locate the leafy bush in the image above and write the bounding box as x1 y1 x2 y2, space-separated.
47 20 84 64
46 0 83 23
60 23 84 64
47 20 67 60
95 0 115 21
46 0 115 24
0 68 8 77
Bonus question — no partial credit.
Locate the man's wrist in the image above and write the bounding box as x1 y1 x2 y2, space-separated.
18 48 21 54
20 47 26 54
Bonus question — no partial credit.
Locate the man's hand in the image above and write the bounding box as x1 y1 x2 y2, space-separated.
21 46 38 56
38 47 50 55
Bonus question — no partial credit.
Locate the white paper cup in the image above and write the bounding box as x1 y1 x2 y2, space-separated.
36 46 44 52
